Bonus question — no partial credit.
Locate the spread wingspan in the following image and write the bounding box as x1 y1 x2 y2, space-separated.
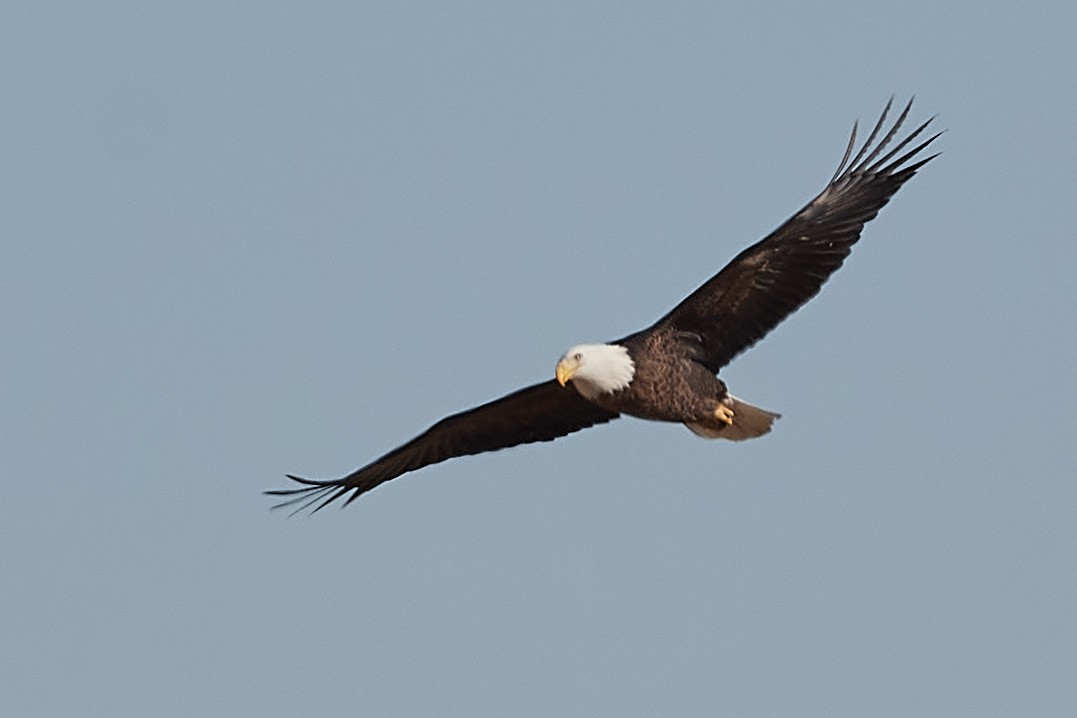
269 98 941 513
266 380 618 512
654 98 941 372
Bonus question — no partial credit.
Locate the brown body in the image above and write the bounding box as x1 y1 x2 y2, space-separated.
596 330 729 424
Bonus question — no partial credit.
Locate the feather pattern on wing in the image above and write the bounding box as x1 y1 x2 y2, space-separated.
653 97 941 372
266 380 618 513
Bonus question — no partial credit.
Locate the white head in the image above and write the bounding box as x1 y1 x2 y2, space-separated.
555 343 635 399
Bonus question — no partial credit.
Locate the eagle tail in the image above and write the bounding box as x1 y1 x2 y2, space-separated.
685 395 781 441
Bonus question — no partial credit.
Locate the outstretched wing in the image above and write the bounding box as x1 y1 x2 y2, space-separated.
266 380 619 513
654 98 941 372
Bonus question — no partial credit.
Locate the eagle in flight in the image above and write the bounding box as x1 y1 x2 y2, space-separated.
268 98 940 513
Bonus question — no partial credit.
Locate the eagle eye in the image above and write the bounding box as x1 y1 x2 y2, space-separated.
573 352 582 361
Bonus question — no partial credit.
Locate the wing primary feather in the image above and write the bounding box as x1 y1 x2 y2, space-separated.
842 96 894 178
890 149 942 178
274 473 331 488
850 97 911 174
263 474 350 515
264 486 331 515
294 491 334 516
868 123 942 174
829 120 858 184
314 486 353 513
342 486 367 507
865 114 934 173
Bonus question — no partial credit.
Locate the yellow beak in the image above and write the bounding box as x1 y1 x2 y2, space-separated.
555 358 578 387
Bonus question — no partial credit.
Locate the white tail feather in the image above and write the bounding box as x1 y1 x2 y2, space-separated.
685 395 781 441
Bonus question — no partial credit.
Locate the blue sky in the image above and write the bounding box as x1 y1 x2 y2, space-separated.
3 2 1075 716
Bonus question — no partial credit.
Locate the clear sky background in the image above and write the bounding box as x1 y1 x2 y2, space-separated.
3 2 1075 716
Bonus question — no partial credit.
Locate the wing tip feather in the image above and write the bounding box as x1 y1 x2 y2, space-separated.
265 474 353 516
831 95 942 184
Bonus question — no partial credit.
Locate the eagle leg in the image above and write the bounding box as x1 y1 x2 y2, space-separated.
714 403 735 425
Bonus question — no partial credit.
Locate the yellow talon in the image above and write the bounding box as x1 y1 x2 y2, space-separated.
715 404 735 425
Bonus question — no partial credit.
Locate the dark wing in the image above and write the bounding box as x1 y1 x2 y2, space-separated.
653 97 942 372
266 380 618 513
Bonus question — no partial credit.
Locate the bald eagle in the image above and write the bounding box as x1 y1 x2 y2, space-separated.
268 98 940 513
